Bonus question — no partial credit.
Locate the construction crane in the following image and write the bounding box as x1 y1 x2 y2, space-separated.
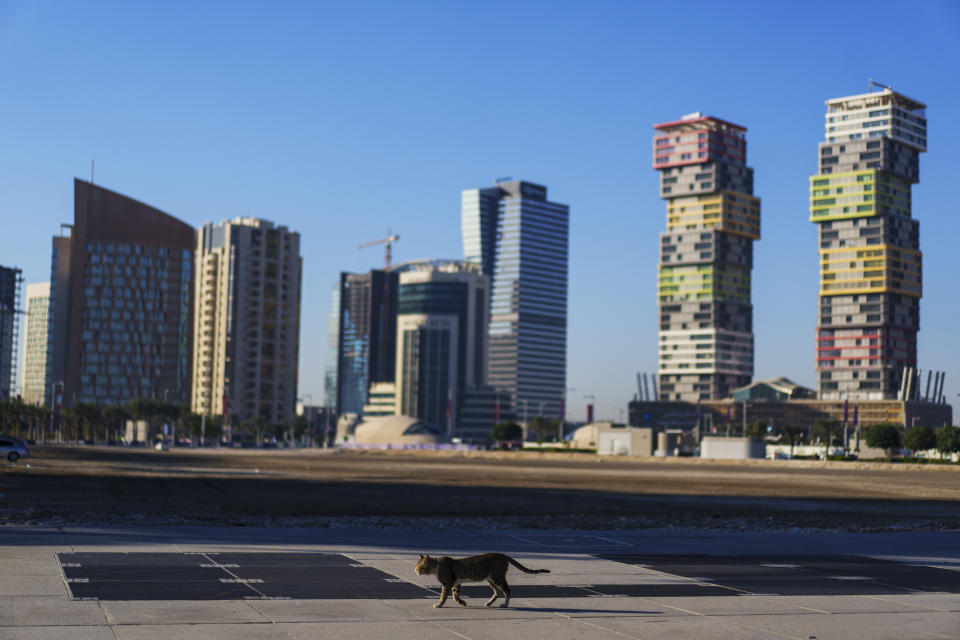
358 229 400 271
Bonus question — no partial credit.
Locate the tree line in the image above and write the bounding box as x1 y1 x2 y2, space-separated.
0 397 322 446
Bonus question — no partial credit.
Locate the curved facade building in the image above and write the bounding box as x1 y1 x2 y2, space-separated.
51 180 195 407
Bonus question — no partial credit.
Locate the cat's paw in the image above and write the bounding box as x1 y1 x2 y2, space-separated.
433 603 443 608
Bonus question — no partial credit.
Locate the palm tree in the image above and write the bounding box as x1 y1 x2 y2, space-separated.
103 405 129 443
775 424 805 457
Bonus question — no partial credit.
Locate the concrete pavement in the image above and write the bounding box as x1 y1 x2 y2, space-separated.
1 525 958 639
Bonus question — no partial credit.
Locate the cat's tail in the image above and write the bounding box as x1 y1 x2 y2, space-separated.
507 556 551 574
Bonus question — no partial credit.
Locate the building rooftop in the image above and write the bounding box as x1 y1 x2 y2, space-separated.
826 87 926 113
653 114 746 133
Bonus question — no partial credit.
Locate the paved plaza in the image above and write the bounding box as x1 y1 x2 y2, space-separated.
1 525 958 639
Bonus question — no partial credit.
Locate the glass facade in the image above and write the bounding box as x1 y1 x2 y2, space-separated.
461 180 569 422
392 262 488 435
77 242 191 405
400 327 451 429
324 283 340 408
54 180 196 409
0 265 22 400
336 270 398 415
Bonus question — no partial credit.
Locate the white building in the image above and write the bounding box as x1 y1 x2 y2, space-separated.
192 218 302 424
20 282 50 406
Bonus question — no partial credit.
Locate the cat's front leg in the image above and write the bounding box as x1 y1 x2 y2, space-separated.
484 579 500 607
434 585 450 608
452 584 467 607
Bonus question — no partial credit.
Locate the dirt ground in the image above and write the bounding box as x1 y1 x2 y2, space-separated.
2 446 959 532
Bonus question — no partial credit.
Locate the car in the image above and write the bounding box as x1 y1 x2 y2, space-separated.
0 436 30 463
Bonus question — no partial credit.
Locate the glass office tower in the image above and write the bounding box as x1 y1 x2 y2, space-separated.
0 265 22 400
335 269 398 415
461 180 569 422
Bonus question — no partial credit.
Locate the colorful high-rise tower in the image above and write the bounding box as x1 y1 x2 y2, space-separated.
653 113 760 402
810 86 926 400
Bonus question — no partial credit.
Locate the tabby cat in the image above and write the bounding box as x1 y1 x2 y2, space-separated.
414 552 550 608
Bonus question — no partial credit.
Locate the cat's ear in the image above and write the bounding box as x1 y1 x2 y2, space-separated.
419 554 425 559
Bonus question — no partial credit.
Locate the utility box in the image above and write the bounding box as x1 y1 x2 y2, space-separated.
596 427 654 456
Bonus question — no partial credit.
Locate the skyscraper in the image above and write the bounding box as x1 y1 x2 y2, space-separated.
461 180 569 422
652 113 760 402
810 86 926 400
393 260 488 435
0 265 23 400
324 283 340 408
336 270 398 415
192 218 302 424
20 282 50 406
50 179 194 407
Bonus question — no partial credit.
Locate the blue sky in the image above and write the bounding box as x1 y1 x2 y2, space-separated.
1 0 959 423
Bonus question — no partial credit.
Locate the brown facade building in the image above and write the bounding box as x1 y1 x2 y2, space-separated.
51 180 195 407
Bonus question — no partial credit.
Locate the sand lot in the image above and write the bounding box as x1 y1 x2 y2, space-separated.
2 446 958 531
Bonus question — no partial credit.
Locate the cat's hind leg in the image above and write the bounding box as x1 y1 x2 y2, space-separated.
484 579 502 607
434 584 450 608
452 584 467 607
498 579 511 608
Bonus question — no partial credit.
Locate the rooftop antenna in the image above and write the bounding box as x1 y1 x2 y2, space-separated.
90 160 95 184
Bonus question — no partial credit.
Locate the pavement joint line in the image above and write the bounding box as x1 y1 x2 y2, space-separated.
631 596 807 640
754 596 831 615
861 593 957 613
549 610 648 640
245 598 300 640
202 551 269 599
383 599 476 640
597 555 751 596
98 600 120 640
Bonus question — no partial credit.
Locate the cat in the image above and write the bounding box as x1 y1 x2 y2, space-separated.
414 552 550 608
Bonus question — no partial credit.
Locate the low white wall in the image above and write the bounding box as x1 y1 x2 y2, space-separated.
700 436 765 459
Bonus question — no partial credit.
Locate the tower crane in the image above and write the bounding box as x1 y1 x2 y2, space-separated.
358 229 400 271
